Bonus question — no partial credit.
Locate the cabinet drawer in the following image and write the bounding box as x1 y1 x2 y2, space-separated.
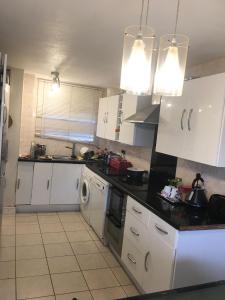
127 196 150 225
122 237 143 284
149 212 177 248
124 211 148 253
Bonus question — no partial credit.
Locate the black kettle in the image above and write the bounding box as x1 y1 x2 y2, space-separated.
185 173 208 208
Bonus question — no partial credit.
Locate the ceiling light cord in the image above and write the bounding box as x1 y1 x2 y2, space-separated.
174 0 180 35
145 0 150 26
139 0 145 31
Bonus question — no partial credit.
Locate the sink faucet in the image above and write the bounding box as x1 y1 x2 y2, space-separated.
65 142 76 158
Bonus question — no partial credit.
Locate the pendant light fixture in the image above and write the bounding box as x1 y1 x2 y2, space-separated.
51 71 60 93
120 0 155 96
154 0 189 97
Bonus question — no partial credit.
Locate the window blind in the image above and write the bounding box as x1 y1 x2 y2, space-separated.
35 79 103 143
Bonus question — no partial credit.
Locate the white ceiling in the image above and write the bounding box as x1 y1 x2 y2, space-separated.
0 0 225 87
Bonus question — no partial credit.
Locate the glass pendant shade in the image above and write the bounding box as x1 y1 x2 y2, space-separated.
120 26 155 96
154 34 189 97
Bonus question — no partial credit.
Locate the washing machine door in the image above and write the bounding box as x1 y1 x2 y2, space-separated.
80 178 90 205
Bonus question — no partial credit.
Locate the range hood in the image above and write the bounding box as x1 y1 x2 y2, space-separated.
124 104 160 125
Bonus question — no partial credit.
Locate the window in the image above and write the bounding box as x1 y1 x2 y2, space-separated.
35 79 103 143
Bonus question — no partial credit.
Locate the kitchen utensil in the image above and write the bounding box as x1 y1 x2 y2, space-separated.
185 173 208 208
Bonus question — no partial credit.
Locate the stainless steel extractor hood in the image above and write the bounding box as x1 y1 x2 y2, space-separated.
124 104 160 125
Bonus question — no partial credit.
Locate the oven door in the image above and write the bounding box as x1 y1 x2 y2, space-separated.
107 187 125 227
105 187 126 256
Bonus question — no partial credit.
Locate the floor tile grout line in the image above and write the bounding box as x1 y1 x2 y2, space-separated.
57 212 94 296
14 212 138 298
14 211 17 300
37 212 56 299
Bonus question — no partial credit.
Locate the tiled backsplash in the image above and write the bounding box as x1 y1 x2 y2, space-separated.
97 137 152 171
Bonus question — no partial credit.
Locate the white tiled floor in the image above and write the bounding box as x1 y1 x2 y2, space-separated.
0 211 139 300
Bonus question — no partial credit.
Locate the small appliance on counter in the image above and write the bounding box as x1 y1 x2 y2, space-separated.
208 194 225 222
185 173 208 208
160 177 182 204
126 167 148 185
30 142 46 159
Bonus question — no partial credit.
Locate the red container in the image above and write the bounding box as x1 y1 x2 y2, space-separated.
109 157 132 171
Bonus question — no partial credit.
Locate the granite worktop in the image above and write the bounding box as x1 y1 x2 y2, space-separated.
87 164 225 231
18 156 96 164
123 281 225 300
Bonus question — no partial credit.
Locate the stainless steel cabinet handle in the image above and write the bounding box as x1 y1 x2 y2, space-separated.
47 179 50 190
155 224 168 235
130 226 140 237
103 112 107 123
3 106 7 125
180 109 186 130
76 178 79 190
132 206 142 214
17 178 21 190
188 108 193 131
120 111 123 125
127 253 136 264
106 112 109 123
144 251 150 272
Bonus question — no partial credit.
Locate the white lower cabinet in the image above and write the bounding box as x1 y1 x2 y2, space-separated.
31 163 53 205
50 163 82 205
122 196 225 293
141 232 175 293
122 237 144 284
17 161 83 206
122 205 175 293
16 162 34 205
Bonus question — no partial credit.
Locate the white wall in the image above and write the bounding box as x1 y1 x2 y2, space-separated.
4 68 24 207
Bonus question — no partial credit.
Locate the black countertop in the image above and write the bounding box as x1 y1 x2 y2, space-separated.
18 156 94 164
87 164 225 231
123 281 225 300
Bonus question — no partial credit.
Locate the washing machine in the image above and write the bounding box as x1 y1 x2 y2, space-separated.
80 166 92 224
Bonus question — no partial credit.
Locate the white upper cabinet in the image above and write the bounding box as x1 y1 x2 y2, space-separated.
96 98 108 139
96 93 155 146
50 163 82 205
156 73 225 166
96 95 120 141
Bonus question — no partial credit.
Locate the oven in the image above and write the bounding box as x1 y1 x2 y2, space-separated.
105 186 127 256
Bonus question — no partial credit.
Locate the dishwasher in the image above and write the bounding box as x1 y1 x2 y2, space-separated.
89 173 109 242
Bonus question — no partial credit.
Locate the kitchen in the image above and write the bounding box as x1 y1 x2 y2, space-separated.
1 0 225 300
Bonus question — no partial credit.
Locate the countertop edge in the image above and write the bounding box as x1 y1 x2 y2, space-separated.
86 164 225 232
18 157 89 164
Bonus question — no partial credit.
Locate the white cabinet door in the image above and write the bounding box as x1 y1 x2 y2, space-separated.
122 237 144 284
157 73 225 166
156 93 188 158
96 98 108 138
183 74 225 166
119 94 137 145
16 162 34 205
105 95 120 141
50 164 82 205
141 233 175 293
31 163 53 205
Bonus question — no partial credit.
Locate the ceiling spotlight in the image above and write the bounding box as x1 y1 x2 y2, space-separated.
51 71 60 93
